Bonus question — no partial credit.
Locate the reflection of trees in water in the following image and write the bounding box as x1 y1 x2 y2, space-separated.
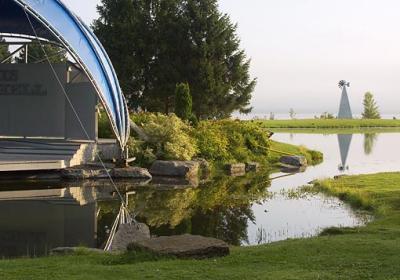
364 133 378 155
107 172 272 245
150 206 254 246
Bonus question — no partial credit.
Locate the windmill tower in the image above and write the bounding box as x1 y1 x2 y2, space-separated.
338 80 353 119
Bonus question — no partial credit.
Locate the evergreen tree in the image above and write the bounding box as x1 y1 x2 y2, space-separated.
175 83 192 120
0 38 10 62
15 43 66 64
362 92 381 119
93 0 256 118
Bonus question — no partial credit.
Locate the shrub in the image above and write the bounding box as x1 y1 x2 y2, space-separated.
193 121 230 161
193 119 270 163
131 113 198 164
98 111 114 139
102 112 271 166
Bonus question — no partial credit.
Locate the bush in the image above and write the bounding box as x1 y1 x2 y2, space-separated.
101 112 271 166
193 121 230 161
130 113 198 165
193 119 270 163
98 111 114 139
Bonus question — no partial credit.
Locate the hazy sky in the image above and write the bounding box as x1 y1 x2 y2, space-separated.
65 0 400 115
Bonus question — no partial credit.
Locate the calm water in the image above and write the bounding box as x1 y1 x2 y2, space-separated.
246 132 400 245
1 132 399 257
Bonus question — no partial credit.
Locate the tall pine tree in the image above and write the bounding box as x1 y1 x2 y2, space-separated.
93 0 256 118
175 83 192 120
362 92 381 119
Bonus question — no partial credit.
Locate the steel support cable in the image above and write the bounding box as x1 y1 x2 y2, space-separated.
22 7 135 250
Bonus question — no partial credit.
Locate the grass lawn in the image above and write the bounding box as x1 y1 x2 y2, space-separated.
257 119 400 133
1 172 399 279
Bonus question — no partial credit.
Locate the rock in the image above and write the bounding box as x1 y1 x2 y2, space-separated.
61 166 110 180
112 167 152 180
50 247 104 255
149 161 199 179
279 156 307 167
109 223 151 252
225 163 246 176
62 166 152 181
129 234 229 259
245 162 260 172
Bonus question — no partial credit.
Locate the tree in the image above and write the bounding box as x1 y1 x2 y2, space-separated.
175 83 192 120
320 112 335 119
93 0 256 118
362 92 381 119
15 43 66 64
289 108 296 119
0 38 10 62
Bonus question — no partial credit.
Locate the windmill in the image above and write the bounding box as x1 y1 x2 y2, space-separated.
338 80 353 119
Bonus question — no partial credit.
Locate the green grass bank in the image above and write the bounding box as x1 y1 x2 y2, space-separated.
269 140 323 165
258 119 400 131
2 172 399 279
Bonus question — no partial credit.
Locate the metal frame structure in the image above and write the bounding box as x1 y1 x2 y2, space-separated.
0 1 130 151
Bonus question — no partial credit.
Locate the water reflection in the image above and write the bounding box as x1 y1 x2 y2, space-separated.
0 199 97 257
338 133 382 171
364 133 378 155
338 134 352 171
2 132 399 257
126 173 271 246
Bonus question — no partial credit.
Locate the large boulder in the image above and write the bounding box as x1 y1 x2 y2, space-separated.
109 223 151 252
129 234 229 259
112 167 152 180
149 161 199 179
279 156 307 167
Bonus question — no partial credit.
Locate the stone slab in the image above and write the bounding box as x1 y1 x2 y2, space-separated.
129 234 230 259
149 161 199 179
279 156 307 167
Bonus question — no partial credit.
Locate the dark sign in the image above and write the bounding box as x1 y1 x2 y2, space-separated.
0 70 48 97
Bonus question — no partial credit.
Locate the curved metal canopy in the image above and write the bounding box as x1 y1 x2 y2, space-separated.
0 0 130 149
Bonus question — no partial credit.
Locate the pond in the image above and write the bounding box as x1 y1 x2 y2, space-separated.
0 132 399 257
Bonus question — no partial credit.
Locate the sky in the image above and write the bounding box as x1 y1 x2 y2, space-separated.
65 0 400 115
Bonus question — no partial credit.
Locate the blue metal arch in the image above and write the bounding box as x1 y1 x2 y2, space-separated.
0 0 130 148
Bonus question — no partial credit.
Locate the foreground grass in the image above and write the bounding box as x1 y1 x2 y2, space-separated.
258 119 400 131
3 172 399 279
